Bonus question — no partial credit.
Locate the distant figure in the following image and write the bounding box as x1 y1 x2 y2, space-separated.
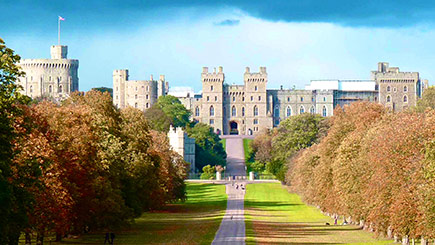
104 233 110 244
110 233 115 244
236 184 239 189
334 217 338 225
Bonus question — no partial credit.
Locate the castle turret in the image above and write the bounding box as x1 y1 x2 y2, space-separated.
201 66 224 134
50 45 68 59
113 69 128 109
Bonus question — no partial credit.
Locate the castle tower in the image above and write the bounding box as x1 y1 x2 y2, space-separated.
18 45 79 100
157 75 166 98
113 69 129 109
201 66 224 134
372 62 420 111
244 67 272 134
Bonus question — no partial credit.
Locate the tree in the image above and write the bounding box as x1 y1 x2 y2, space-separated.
415 86 435 112
187 123 226 171
200 165 215 180
0 38 32 244
91 87 113 97
145 95 191 132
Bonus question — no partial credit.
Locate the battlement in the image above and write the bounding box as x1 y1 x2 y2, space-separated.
244 66 267 82
201 66 224 82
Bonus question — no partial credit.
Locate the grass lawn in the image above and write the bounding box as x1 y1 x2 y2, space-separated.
245 183 394 245
57 183 227 244
243 138 254 174
221 138 226 151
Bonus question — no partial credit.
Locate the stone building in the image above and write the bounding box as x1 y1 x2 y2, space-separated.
372 62 428 112
170 63 428 135
18 45 79 100
168 125 196 172
113 69 168 111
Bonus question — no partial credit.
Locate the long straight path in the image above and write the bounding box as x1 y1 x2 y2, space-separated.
212 183 246 245
221 135 247 176
212 136 248 244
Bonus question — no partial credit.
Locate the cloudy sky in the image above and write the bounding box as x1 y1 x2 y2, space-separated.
2 0 434 92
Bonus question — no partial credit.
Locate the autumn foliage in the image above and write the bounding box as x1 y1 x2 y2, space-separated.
288 102 435 239
9 91 188 240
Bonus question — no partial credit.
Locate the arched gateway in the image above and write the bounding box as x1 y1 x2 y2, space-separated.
229 121 238 135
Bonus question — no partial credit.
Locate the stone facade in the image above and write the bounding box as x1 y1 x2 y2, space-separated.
372 62 424 112
171 63 428 135
113 70 168 111
18 45 79 100
168 125 196 172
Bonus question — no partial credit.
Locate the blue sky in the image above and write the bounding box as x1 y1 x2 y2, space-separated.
2 0 434 92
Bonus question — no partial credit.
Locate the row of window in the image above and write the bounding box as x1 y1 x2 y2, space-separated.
27 76 64 82
386 85 408 92
29 85 63 94
196 105 328 117
386 95 408 103
115 86 150 92
134 102 150 108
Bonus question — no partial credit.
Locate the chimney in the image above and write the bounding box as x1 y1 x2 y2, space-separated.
150 74 153 81
159 75 165 81
202 67 208 73
218 66 223 73
245 67 250 73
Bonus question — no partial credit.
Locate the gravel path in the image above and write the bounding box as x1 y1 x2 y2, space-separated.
212 182 246 245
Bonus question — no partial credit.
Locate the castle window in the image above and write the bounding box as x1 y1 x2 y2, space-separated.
300 106 305 114
386 95 391 103
323 97 326 102
116 87 118 91
253 106 258 116
242 97 245 101
300 97 304 102
274 106 279 117
403 95 408 103
215 96 217 101
311 97 315 102
135 94 138 99
242 107 245 116
207 96 210 101
393 87 397 92
146 94 149 99
258 96 261 101
135 87 138 91
49 76 51 81
49 85 52 93
211 85 214 91
404 86 408 92
286 106 291 117
251 96 253 101
116 95 118 100
233 97 235 102
310 106 315 114
387 86 391 92
31 76 33 81
322 106 327 117
254 119 258 125
29 85 33 93
135 103 138 108
255 86 258 91
210 106 214 116
195 106 200 116
59 85 63 93
209 119 214 125
232 106 237 117
146 103 149 108
287 97 290 102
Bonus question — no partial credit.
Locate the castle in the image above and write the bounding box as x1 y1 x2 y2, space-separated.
17 45 79 100
168 63 429 135
112 70 168 111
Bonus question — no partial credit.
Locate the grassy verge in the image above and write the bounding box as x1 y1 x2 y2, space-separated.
243 138 254 174
57 183 227 244
245 183 394 245
221 138 226 151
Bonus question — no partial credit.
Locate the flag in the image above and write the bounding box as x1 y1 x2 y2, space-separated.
59 16 65 21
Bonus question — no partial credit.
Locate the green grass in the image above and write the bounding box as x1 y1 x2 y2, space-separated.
245 183 394 245
221 138 226 151
56 183 227 244
243 138 254 174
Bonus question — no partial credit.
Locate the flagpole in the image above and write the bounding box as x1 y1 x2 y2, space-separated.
58 17 60 45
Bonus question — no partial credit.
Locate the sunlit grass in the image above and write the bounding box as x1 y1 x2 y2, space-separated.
245 183 394 245
55 183 227 244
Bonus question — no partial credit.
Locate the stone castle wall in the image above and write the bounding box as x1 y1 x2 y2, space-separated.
18 45 79 100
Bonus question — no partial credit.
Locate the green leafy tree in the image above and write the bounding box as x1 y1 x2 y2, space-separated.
91 87 113 97
200 165 215 180
187 123 226 171
145 95 191 132
0 38 32 244
415 86 435 112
